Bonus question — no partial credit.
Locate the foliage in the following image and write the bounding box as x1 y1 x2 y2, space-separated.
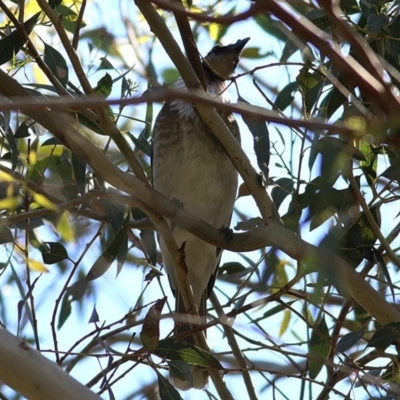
1 0 400 399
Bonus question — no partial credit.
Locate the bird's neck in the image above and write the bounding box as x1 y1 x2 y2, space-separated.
169 74 229 120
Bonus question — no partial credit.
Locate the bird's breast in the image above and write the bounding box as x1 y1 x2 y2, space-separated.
152 106 239 227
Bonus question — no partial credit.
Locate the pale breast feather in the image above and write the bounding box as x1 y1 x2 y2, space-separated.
169 78 230 119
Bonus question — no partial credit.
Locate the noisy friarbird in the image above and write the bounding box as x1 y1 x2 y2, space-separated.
152 38 249 390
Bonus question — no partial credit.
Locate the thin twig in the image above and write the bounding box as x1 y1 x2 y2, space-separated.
210 292 258 400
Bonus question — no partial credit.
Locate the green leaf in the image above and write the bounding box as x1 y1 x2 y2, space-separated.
85 215 129 281
254 300 297 323
271 178 294 210
367 13 389 35
127 131 152 157
336 330 365 353
94 72 113 98
55 4 86 35
14 121 30 138
168 361 193 386
88 305 99 323
140 229 157 266
274 81 298 111
296 68 319 90
97 57 114 71
254 14 287 42
139 99 153 141
156 370 183 400
58 292 72 329
72 153 86 196
155 338 222 369
368 322 400 350
309 316 331 379
42 242 69 264
381 158 400 182
372 247 394 302
340 0 359 14
43 42 69 87
161 68 180 84
319 87 347 119
0 226 14 244
218 262 247 275
239 96 270 177
0 12 41 65
49 0 63 8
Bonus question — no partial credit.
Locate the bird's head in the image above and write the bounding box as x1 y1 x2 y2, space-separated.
202 38 250 81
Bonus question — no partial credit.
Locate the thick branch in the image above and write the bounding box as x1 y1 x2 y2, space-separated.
0 328 101 400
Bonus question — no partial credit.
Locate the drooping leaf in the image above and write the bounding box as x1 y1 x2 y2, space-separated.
0 226 14 244
167 361 193 386
43 42 69 87
271 178 294 210
0 13 41 65
156 370 183 400
239 96 270 177
58 292 72 329
371 247 394 302
308 316 331 379
127 132 152 157
140 229 157 266
57 211 74 242
72 153 86 196
274 81 298 111
139 98 153 141
85 215 130 281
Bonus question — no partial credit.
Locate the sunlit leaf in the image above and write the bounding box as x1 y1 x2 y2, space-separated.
155 338 222 369
31 192 58 211
94 72 113 98
27 258 49 272
279 309 291 337
0 195 21 211
57 211 74 242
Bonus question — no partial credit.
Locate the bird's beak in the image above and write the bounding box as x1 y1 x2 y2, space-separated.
229 37 250 53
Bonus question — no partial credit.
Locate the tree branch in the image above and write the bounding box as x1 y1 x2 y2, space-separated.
0 328 101 400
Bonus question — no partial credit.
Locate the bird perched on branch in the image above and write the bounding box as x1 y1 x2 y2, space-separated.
152 38 249 390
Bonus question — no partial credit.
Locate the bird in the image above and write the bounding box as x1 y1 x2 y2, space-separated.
152 38 249 390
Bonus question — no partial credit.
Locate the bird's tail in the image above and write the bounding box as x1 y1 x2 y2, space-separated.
170 291 209 390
